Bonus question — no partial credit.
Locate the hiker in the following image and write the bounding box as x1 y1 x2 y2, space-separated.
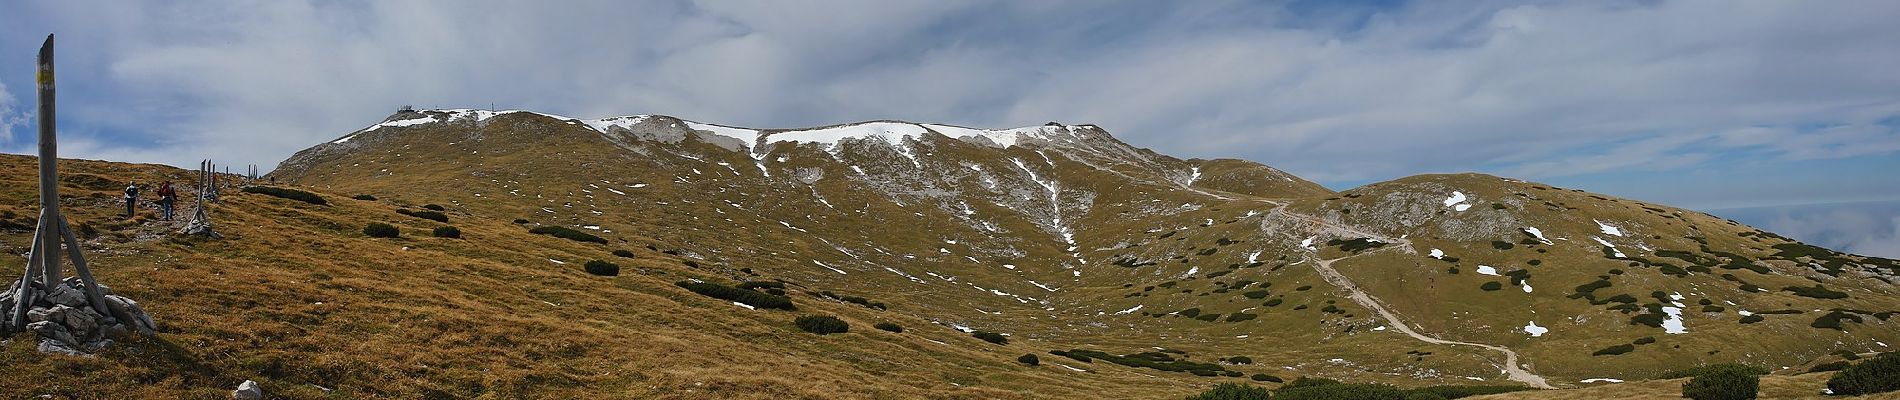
123 182 140 218
157 180 177 221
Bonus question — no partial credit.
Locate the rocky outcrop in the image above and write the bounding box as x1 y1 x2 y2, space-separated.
1 277 155 354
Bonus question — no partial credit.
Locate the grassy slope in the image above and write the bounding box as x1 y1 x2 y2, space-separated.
0 155 1219 399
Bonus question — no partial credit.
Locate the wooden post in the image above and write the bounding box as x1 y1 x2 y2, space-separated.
36 34 63 290
8 34 121 335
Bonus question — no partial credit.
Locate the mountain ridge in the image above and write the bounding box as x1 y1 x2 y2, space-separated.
6 107 1854 398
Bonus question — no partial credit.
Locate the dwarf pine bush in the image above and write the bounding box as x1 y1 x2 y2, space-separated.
795 315 848 335
1681 366 1758 400
583 260 619 276
243 186 327 205
363 223 399 238
1185 383 1271 400
529 226 607 244
397 209 448 223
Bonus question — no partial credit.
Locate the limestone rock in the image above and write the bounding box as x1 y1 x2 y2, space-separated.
37 338 86 356
43 284 86 307
232 380 262 400
104 294 156 335
27 321 77 347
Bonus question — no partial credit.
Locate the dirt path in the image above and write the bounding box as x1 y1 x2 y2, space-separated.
1309 254 1555 389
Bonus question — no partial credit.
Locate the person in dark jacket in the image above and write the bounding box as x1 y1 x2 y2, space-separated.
156 180 177 221
123 182 140 218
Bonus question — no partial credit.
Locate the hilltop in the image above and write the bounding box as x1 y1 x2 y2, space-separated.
1 108 1896 398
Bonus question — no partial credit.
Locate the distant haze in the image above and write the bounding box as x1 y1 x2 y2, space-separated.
1710 200 1900 259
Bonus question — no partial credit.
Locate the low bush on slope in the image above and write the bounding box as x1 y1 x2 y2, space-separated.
794 315 848 335
972 331 1008 345
1828 352 1900 395
431 226 461 238
1681 365 1758 400
583 260 619 276
363 222 399 238
1050 349 1231 376
529 226 607 244
675 280 795 310
397 209 448 222
1657 363 1768 379
243 186 327 205
1185 383 1270 400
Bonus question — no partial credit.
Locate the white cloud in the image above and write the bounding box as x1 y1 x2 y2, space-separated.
1745 202 1900 259
0 80 28 146
1 0 1897 190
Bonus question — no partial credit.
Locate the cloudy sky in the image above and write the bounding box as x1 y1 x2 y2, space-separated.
3 1 1898 252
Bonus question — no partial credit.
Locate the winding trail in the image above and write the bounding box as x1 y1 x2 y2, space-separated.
1309 254 1554 389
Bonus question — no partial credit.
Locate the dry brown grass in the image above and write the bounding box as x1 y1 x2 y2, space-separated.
0 156 1214 399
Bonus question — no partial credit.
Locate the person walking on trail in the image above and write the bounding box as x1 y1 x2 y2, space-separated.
157 180 177 221
123 182 140 218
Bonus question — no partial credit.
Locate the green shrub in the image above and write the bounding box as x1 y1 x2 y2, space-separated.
1280 377 1342 390
1249 374 1282 382
1681 366 1758 400
583 260 619 276
1784 284 1849 299
1491 241 1514 250
1195 313 1222 322
1275 383 1404 400
397 209 448 222
1178 308 1203 318
1404 393 1446 400
363 223 399 238
1658 363 1769 379
1480 281 1503 291
737 281 785 291
674 280 795 310
351 194 376 201
1017 353 1039 366
1056 349 1229 376
972 330 1008 345
422 204 445 211
1264 298 1283 307
612 249 634 257
874 322 903 333
1242 290 1271 299
1052 350 1092 363
431 226 461 238
795 315 848 335
1812 310 1864 330
1739 314 1764 324
1405 385 1533 399
1592 344 1635 356
243 186 327 205
1808 361 1849 373
1185 383 1271 400
529 226 607 244
1226 356 1252 364
817 291 888 310
1828 352 1900 395
513 218 529 224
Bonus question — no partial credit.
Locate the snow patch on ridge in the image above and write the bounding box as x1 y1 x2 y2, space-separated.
1595 220 1623 237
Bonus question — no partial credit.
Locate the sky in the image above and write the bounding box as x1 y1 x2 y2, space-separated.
2 1 1898 252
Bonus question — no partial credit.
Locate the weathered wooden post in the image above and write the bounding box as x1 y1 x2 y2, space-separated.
182 158 220 238
5 35 156 346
